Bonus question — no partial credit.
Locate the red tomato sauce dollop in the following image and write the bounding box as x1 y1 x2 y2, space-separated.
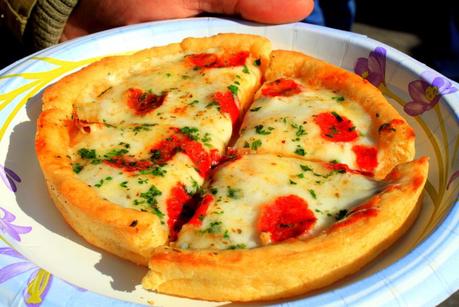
150 131 220 178
261 78 301 97
352 145 378 172
167 184 192 241
214 91 239 124
314 112 358 142
127 88 166 115
188 195 214 226
186 51 249 68
258 195 317 243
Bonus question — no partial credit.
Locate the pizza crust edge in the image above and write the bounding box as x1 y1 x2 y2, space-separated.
142 157 428 301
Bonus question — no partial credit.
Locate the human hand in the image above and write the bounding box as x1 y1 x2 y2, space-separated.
61 0 314 41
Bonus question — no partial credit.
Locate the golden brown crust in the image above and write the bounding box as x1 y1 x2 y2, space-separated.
36 33 271 265
143 157 429 301
263 50 415 179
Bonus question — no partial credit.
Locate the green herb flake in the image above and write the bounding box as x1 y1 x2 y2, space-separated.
242 65 250 74
104 148 129 159
140 185 162 206
250 139 262 150
289 179 297 185
227 84 239 95
255 125 274 135
210 187 219 195
250 106 262 112
254 59 261 66
185 179 201 196
188 99 199 106
201 221 223 234
78 148 96 160
294 146 306 156
227 243 247 250
72 163 83 174
331 111 343 122
180 126 200 140
335 209 348 221
308 189 317 199
120 181 128 188
227 187 243 199
332 96 345 102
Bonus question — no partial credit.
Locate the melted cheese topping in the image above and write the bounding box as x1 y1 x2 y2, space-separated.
68 48 261 235
235 80 375 169
176 154 381 250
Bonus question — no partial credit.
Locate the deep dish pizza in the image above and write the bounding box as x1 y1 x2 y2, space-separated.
35 34 428 302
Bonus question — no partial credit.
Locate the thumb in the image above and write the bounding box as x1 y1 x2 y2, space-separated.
197 0 314 24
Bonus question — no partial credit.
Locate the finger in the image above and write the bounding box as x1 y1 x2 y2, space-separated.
197 0 314 24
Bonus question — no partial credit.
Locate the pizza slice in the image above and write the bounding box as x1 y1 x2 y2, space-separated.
35 34 271 265
235 50 415 179
142 155 428 301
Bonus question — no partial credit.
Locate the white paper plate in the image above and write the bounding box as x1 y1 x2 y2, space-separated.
0 17 458 306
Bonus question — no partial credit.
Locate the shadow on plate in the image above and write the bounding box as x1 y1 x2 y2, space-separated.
4 87 147 293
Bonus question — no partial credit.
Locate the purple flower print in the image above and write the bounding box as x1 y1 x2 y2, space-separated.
404 70 458 116
0 164 21 192
0 207 32 241
0 249 36 284
0 246 53 306
355 47 387 87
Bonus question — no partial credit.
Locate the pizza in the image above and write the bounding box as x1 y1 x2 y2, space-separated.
35 34 428 302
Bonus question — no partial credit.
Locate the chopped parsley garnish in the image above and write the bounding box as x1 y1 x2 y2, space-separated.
132 123 157 134
331 111 343 122
325 126 339 138
332 96 345 102
201 132 212 147
251 139 262 150
223 230 230 239
78 148 96 160
137 177 149 184
118 142 130 149
250 106 262 112
227 187 243 199
139 166 167 177
188 99 199 106
300 165 313 172
243 141 250 148
255 125 274 135
206 101 220 110
254 59 261 66
180 126 200 140
242 65 250 74
201 221 223 234
138 185 163 218
210 187 219 195
185 178 201 195
120 181 128 188
289 179 297 185
294 146 306 156
227 244 247 250
104 148 129 159
295 124 307 137
94 176 112 188
72 163 83 174
335 209 348 221
308 189 317 199
227 84 239 95
150 149 161 161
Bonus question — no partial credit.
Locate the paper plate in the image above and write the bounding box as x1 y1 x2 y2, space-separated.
0 17 457 306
